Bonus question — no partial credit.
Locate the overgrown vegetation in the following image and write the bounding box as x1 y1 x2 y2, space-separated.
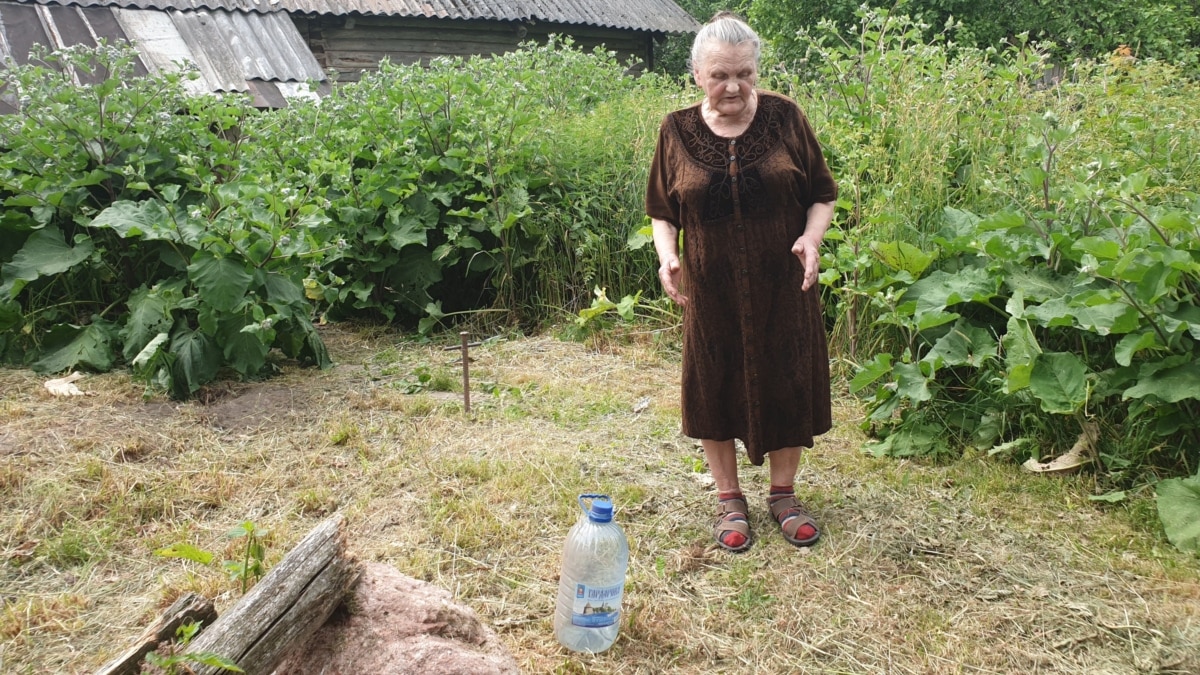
747 0 1200 67
0 44 331 399
770 11 1200 547
2 15 1199 544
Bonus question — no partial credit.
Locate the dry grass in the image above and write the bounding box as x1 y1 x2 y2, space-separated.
1 325 1197 674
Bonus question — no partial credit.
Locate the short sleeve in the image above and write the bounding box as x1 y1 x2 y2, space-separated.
645 115 681 227
790 105 838 205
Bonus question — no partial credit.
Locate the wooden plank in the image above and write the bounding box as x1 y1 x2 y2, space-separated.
94 593 218 675
326 38 517 54
182 514 359 675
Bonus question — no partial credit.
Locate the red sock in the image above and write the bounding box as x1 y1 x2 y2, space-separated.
768 485 816 541
717 490 747 549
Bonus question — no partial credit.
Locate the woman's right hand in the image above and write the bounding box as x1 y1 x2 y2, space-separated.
659 257 688 306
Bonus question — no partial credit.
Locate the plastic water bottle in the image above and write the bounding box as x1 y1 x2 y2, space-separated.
554 494 630 653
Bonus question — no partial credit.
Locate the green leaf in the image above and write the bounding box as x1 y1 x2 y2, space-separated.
0 300 22 333
1123 361 1200 403
615 292 641 320
893 361 932 402
1002 316 1040 393
221 326 269 377
1073 236 1121 260
187 653 244 672
1156 475 1200 553
131 332 170 369
1161 305 1200 341
1024 297 1077 328
976 210 1025 231
901 267 996 322
122 285 177 361
1089 491 1127 504
0 227 95 298
154 542 215 565
386 193 439 250
850 353 893 394
1001 265 1071 303
170 329 221 398
88 200 178 241
872 241 933 277
1114 332 1161 367
627 218 654 250
262 272 305 312
33 321 117 373
1028 352 1088 414
924 320 997 368
189 253 252 312
987 437 1034 457
276 318 332 368
1069 293 1141 336
864 423 946 458
941 207 981 238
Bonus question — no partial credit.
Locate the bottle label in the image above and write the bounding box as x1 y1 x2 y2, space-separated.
569 582 623 628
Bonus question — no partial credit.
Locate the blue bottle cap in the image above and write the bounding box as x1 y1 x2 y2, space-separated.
579 494 614 523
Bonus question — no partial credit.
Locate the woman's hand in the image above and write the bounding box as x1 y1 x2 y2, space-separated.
791 235 822 292
792 201 835 292
652 218 688 306
659 257 688 306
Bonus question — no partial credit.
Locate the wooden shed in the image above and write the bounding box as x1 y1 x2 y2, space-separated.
285 0 702 82
0 0 330 108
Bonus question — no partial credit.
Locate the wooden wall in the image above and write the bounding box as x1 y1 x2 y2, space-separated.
292 16 656 82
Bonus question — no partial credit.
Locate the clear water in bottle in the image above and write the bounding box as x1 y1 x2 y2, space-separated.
554 494 630 653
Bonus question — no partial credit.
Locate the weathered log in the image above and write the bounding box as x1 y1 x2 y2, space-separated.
183 513 360 675
94 592 218 675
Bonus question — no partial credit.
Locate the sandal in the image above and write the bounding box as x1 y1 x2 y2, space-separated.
713 496 753 553
768 495 821 547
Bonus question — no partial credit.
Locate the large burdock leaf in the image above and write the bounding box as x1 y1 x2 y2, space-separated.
122 283 179 361
902 267 997 319
850 353 893 394
188 252 252 312
89 200 178 241
872 241 933 278
0 227 95 299
1003 315 1041 393
1156 475 1200 553
170 328 221 398
32 321 118 373
924 320 997 368
1028 352 1087 414
1123 360 1200 403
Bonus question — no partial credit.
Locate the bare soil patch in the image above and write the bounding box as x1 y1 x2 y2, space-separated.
0 325 1197 674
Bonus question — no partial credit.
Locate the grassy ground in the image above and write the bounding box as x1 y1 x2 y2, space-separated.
1 325 1197 674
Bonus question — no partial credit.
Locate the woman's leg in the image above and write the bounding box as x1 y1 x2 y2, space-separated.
767 446 820 546
703 439 751 551
767 446 801 488
701 439 740 492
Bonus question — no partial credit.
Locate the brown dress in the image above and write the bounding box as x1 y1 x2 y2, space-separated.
645 91 838 465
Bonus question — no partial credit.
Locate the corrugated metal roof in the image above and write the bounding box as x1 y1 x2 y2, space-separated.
0 1 327 107
17 0 702 32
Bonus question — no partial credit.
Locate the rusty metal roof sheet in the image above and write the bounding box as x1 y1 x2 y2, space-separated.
0 1 327 107
15 0 702 32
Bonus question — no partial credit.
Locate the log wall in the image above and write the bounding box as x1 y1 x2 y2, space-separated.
292 16 655 81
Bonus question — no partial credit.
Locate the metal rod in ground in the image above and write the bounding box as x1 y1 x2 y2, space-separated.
460 331 471 413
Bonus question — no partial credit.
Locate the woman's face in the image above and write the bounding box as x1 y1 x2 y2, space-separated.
693 42 758 117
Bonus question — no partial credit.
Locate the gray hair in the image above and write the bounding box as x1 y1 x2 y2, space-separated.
689 13 762 70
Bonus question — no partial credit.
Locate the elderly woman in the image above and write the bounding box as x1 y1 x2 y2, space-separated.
646 13 837 552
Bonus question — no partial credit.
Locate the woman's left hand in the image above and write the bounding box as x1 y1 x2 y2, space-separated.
791 235 822 291
792 201 834 292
